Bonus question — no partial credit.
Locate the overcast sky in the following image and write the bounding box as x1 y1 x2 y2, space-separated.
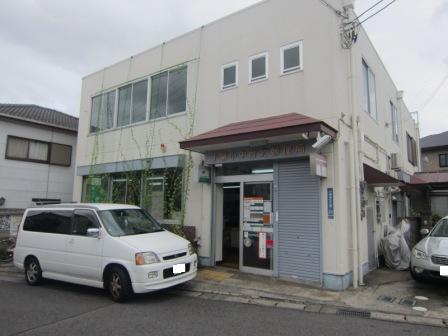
0 0 446 137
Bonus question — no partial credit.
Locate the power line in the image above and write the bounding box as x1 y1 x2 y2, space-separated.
351 0 386 22
353 0 399 28
318 0 347 18
418 70 448 111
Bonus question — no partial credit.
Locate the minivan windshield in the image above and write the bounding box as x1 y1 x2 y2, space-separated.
98 209 163 237
430 218 448 238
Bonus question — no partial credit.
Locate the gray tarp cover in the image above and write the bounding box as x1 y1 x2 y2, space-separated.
379 220 411 271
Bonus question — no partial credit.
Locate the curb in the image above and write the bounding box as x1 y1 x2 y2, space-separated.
172 286 447 329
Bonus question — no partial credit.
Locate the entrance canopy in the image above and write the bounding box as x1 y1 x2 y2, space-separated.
179 113 337 153
363 164 401 186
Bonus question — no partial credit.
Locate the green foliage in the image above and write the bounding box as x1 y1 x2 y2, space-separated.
431 214 442 225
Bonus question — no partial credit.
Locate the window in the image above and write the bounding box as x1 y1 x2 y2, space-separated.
249 53 268 82
221 62 238 89
280 41 302 74
90 90 116 132
6 136 49 163
117 84 132 127
406 133 417 166
81 168 183 223
150 66 187 119
50 143 72 166
132 80 148 123
23 210 72 234
390 101 399 143
72 210 99 236
116 79 149 127
5 136 72 166
362 60 377 119
439 153 448 168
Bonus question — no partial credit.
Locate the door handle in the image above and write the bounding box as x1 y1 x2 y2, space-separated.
68 238 74 244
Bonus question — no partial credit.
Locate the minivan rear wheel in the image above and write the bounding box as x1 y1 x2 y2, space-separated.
25 257 43 286
106 267 133 302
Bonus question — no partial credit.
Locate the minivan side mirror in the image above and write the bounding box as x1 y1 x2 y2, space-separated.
87 228 100 238
420 228 430 236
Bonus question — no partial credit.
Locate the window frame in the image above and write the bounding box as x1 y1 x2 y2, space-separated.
439 153 448 168
5 135 72 167
362 59 377 120
249 52 268 83
390 101 399 143
280 41 303 75
149 66 188 120
89 63 189 134
72 209 101 237
90 89 117 133
406 133 417 166
221 61 238 90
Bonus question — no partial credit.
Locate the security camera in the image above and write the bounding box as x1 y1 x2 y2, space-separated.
312 134 332 150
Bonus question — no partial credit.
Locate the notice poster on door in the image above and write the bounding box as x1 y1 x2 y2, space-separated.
259 232 267 259
243 197 264 224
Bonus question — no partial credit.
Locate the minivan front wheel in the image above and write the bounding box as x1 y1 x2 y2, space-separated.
106 267 132 302
25 257 43 286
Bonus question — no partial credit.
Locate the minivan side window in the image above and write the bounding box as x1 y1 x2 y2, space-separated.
23 210 72 234
72 210 99 236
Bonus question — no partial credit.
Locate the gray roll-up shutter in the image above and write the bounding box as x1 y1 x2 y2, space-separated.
277 159 321 283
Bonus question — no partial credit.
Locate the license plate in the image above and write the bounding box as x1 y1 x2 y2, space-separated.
440 266 448 277
173 263 186 274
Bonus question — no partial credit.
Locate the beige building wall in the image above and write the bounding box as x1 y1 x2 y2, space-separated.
74 0 419 285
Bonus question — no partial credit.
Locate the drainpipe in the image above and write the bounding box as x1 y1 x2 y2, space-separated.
344 1 364 287
348 140 359 289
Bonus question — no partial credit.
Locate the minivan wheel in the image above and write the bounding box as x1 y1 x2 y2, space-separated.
25 257 43 286
106 267 133 302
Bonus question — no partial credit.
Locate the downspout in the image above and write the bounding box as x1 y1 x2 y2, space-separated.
348 140 359 288
344 1 363 287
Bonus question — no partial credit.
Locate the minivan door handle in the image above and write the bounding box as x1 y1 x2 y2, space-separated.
68 238 75 244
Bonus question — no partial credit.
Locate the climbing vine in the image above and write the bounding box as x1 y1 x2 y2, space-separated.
83 60 200 230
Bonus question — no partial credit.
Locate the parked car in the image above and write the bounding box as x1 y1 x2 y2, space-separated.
410 216 448 281
13 204 197 302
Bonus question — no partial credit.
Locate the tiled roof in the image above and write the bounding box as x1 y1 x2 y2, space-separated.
180 113 337 150
420 131 448 150
0 104 78 132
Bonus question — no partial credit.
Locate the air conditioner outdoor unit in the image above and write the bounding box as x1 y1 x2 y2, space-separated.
390 153 401 171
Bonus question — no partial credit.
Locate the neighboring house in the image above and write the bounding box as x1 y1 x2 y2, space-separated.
421 131 448 173
0 104 78 235
74 0 419 290
408 131 448 219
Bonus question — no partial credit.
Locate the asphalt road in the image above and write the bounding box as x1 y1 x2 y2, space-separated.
0 275 446 336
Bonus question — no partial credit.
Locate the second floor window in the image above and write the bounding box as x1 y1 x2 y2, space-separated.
5 136 72 166
406 133 417 166
222 62 238 89
280 41 302 74
249 52 268 82
117 79 148 127
390 101 399 143
150 66 187 119
440 154 448 168
90 90 116 133
362 60 377 120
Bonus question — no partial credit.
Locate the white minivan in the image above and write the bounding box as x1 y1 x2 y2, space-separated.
13 204 197 302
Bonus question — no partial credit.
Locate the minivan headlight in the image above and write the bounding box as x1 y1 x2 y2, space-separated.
188 243 195 255
135 252 160 265
412 248 427 260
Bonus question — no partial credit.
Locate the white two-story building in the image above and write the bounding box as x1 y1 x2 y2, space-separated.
74 0 420 290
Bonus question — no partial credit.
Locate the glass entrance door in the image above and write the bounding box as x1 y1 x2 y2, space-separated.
241 182 274 275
